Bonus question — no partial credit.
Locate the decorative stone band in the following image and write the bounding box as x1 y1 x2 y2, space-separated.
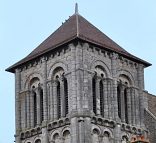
91 116 116 128
47 117 70 131
20 126 42 140
20 117 70 140
91 116 145 134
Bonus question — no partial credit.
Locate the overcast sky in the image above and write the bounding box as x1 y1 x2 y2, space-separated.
0 1 156 142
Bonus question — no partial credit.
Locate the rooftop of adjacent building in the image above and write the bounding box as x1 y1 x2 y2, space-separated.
147 93 156 117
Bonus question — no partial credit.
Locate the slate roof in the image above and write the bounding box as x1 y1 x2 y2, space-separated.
6 13 151 73
148 94 156 117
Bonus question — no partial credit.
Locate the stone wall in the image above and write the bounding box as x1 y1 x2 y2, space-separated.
145 110 156 143
14 40 149 143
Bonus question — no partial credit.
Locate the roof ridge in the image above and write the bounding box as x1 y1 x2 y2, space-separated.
76 13 79 37
77 14 128 52
145 108 156 120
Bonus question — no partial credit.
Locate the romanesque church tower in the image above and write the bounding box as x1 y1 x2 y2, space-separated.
7 4 153 143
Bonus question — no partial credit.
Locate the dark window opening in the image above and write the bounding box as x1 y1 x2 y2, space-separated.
101 73 104 78
100 80 104 117
117 86 121 119
40 89 44 123
124 88 128 123
57 81 61 119
34 92 37 126
64 78 68 116
92 78 96 115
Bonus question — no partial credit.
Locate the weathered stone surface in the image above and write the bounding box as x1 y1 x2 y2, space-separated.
7 10 155 143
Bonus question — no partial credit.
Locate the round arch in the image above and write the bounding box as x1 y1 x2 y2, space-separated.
61 126 71 136
50 130 60 141
103 128 113 138
91 125 101 143
62 129 71 143
120 132 130 142
24 140 32 143
91 125 102 136
90 60 111 78
33 137 42 143
48 61 68 80
24 72 43 90
116 69 135 86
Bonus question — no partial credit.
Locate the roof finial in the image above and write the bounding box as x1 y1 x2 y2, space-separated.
75 3 78 14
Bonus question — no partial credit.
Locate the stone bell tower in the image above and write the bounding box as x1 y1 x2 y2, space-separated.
6 4 151 143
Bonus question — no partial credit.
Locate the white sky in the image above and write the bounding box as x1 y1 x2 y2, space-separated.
0 1 156 142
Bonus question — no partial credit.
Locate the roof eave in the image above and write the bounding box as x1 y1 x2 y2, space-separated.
6 35 78 73
78 36 152 68
6 34 151 73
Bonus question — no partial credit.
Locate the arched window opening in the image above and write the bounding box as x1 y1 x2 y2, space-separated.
118 74 132 124
100 80 104 117
92 128 100 135
117 86 121 119
124 88 128 123
104 131 110 137
29 77 42 127
53 133 60 143
92 128 100 143
53 67 66 119
92 77 96 115
92 66 107 116
40 88 44 123
35 139 41 143
103 131 110 143
33 91 37 126
57 81 61 119
64 77 68 116
63 130 71 143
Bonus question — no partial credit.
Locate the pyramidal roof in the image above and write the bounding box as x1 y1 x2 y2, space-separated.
6 6 151 72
